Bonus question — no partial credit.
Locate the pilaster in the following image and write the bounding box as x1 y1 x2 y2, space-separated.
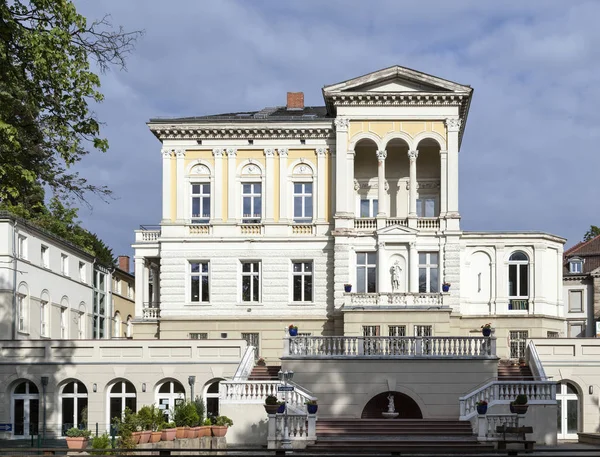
226 148 237 222
333 241 351 310
213 148 224 221
409 242 419 293
264 148 275 222
443 236 461 311
334 117 351 220
408 150 419 227
445 118 461 227
175 149 186 222
376 150 387 217
161 148 172 222
134 257 145 318
377 241 387 293
439 150 448 217
278 148 288 222
316 147 327 222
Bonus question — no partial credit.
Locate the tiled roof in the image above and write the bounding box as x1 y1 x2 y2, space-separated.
563 234 600 275
149 106 330 123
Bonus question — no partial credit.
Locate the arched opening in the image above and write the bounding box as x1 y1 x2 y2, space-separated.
12 380 40 437
415 138 441 217
384 138 410 217
60 381 88 434
108 381 137 423
156 380 186 422
557 381 580 440
353 138 380 218
114 312 122 338
361 391 422 419
204 380 222 419
508 250 529 311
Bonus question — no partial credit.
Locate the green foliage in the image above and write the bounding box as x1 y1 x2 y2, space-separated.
173 401 199 427
165 421 176 429
111 407 140 449
513 394 528 405
584 225 600 242
265 395 278 405
90 433 112 455
0 0 143 205
137 405 165 432
202 418 212 426
193 396 205 424
305 399 317 405
214 416 233 427
66 427 92 438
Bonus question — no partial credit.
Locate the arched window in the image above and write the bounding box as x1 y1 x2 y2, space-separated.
108 381 136 422
204 380 221 418
126 315 132 338
508 251 529 310
78 303 86 339
156 381 185 422
557 382 579 439
114 312 122 338
291 163 314 223
60 381 88 434
12 381 39 436
17 283 29 334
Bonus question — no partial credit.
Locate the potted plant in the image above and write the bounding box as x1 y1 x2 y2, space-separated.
288 324 298 337
277 400 286 414
442 282 451 292
191 396 206 437
256 356 266 366
112 408 139 449
211 416 233 437
91 432 112 454
510 394 528 414
173 401 199 438
161 422 177 441
138 405 165 443
305 399 318 414
264 395 279 414
66 427 92 450
481 323 492 337
344 284 352 293
199 418 212 437
475 399 488 415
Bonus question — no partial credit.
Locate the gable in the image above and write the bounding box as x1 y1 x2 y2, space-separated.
376 224 418 236
354 78 448 93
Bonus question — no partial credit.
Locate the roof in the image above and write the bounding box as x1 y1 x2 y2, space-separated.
148 106 330 124
563 234 600 275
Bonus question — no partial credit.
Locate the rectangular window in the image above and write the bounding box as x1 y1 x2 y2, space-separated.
414 325 432 337
191 183 211 224
547 331 559 338
356 252 377 293
127 283 134 299
569 260 583 274
189 332 208 340
241 332 260 355
115 278 121 295
61 254 69 276
40 300 48 337
18 235 27 259
389 325 407 354
293 183 313 222
78 312 84 339
190 262 209 302
509 265 528 297
416 197 437 217
569 290 583 313
241 262 260 302
17 294 26 332
79 262 86 282
60 308 67 339
242 182 262 222
363 325 380 355
389 325 406 337
292 261 313 302
568 322 585 338
93 271 106 339
509 330 528 359
418 252 439 293
41 245 49 268
360 199 378 218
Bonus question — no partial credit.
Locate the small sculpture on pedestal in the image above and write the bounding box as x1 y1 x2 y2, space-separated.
382 392 399 419
390 261 402 292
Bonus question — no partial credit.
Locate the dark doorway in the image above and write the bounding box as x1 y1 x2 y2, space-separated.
361 391 422 419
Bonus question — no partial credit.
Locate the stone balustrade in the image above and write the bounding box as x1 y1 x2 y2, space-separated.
267 413 316 449
284 335 496 359
135 229 160 242
346 292 446 307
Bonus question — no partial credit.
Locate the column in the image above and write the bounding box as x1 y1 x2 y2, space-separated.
212 148 224 221
376 150 387 216
377 242 387 293
175 149 186 221
161 148 172 222
334 117 350 216
278 148 288 222
226 148 237 222
409 242 419 293
439 150 448 216
134 257 145 317
264 148 275 221
316 147 327 222
408 150 419 218
347 150 355 215
143 261 150 309
445 118 461 218
151 264 159 306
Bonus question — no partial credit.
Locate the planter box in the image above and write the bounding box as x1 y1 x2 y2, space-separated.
66 437 88 450
150 431 162 443
139 430 151 444
211 426 228 437
161 428 176 441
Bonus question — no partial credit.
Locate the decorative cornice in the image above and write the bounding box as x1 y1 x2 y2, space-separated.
418 180 440 190
226 148 237 157
334 117 350 132
161 148 172 158
376 150 387 161
264 148 275 157
278 148 288 157
212 148 224 157
408 149 419 161
445 118 462 133
175 149 185 158
316 147 327 157
149 125 333 141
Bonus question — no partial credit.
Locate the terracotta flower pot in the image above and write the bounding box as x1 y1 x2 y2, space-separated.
139 430 151 444
131 431 142 444
264 404 279 414
211 425 228 437
175 427 186 439
66 437 88 450
198 426 211 437
185 427 197 439
150 431 162 443
161 428 176 441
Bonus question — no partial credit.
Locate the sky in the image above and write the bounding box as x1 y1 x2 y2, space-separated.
71 0 600 265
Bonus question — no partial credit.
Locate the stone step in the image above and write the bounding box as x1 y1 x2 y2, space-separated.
247 365 281 380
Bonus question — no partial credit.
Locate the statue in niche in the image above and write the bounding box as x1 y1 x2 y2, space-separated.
387 393 396 413
390 261 402 292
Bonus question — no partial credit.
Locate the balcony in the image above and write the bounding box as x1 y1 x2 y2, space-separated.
284 335 496 359
142 302 160 320
345 292 447 308
353 217 440 232
508 299 529 310
135 225 160 243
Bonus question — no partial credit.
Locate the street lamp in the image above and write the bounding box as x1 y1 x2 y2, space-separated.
277 369 294 450
41 376 49 442
188 376 196 402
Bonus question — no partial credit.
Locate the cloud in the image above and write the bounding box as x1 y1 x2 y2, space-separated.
70 0 600 260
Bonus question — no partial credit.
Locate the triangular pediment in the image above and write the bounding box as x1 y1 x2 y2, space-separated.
323 65 471 95
376 224 419 236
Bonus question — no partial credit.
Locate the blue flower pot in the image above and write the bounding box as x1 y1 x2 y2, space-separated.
289 328 298 337
344 285 352 293
476 404 488 415
277 404 286 414
442 284 450 292
307 404 318 414
482 327 492 337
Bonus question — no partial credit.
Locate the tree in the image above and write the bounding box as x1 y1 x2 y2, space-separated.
0 0 143 205
583 225 600 242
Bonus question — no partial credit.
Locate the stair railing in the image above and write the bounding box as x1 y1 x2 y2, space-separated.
525 340 548 381
232 345 256 381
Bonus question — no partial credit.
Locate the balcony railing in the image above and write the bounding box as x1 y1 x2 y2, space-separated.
346 292 446 307
416 217 440 230
354 218 376 230
135 225 160 242
142 302 160 320
285 335 496 359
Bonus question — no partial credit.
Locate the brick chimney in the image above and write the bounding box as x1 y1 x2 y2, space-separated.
286 92 304 110
118 255 130 273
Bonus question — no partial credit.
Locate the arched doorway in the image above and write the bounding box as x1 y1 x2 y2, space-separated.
108 381 137 424
204 380 222 419
156 380 185 422
361 391 422 419
557 381 579 440
12 381 40 437
60 381 88 434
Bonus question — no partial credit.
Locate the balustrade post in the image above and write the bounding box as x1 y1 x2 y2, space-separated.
490 336 497 357
459 399 465 417
267 414 277 449
358 337 364 356
551 382 557 400
492 383 499 402
477 415 488 442
284 336 290 357
415 337 423 356
307 414 317 441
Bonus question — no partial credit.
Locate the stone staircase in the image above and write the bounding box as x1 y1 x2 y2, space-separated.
247 364 281 381
308 419 495 452
498 360 534 381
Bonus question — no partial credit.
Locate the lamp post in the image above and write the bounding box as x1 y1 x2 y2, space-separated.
41 376 48 442
278 369 294 450
188 376 196 402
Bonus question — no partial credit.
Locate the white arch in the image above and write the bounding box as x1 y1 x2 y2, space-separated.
380 131 413 150
236 159 264 177
349 132 381 152
288 159 316 176
504 248 533 263
413 131 446 151
185 159 213 176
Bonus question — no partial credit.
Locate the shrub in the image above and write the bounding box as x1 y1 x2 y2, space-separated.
513 394 528 405
90 433 112 455
164 421 177 429
193 396 205 424
111 407 140 449
305 399 317 405
214 416 233 427
66 427 92 438
265 395 278 405
138 405 165 431
202 418 212 426
173 401 199 427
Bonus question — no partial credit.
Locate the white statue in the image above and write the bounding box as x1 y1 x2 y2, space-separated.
387 393 395 413
390 261 402 292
